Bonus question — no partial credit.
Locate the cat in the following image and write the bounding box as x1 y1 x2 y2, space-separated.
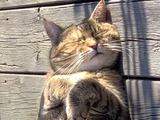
38 0 130 120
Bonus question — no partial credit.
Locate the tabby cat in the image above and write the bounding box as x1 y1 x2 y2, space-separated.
38 0 130 120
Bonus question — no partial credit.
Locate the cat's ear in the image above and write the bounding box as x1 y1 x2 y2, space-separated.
43 19 62 45
89 0 112 23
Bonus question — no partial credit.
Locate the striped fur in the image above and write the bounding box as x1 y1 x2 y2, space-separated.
38 0 130 120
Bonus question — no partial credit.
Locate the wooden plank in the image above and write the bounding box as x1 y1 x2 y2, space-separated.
0 1 160 77
39 0 160 40
0 74 45 120
0 74 159 120
110 0 160 40
0 0 83 9
126 79 160 120
122 40 160 77
109 0 160 77
0 8 51 72
0 0 142 10
0 0 99 10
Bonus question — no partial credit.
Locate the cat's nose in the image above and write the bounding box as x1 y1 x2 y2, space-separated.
85 38 98 50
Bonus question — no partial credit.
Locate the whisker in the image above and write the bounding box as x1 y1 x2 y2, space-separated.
66 59 80 74
55 49 91 75
67 50 89 74
108 44 133 60
67 59 83 74
54 54 78 75
75 54 87 72
79 50 90 57
75 59 85 72
60 58 79 75
67 49 92 74
108 45 122 51
54 60 74 75
122 47 133 61
60 53 79 61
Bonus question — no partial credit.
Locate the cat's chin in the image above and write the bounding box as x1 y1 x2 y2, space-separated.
77 52 118 72
75 46 118 72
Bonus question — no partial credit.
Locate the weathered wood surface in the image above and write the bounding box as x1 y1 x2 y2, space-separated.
0 0 96 9
0 0 144 10
0 1 160 77
0 74 45 120
0 0 160 120
0 1 80 11
0 75 160 120
126 79 160 120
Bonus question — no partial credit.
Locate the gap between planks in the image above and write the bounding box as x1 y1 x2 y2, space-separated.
0 0 151 11
0 0 98 11
0 71 160 81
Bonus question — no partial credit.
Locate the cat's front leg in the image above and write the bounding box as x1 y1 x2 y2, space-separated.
66 79 101 120
66 93 88 120
38 74 70 120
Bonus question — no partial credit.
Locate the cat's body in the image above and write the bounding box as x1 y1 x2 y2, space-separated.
38 0 130 119
39 69 128 120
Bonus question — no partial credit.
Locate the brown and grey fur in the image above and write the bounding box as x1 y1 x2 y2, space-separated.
38 0 130 120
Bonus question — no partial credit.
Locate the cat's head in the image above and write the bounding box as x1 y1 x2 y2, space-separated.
43 0 120 74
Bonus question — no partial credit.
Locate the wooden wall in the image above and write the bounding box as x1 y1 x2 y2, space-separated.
0 0 160 119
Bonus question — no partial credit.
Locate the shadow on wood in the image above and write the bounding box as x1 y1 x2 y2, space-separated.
120 1 160 119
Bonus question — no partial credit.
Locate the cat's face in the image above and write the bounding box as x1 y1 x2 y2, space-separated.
44 0 120 74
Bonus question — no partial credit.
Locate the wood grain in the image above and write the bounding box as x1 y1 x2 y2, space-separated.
0 74 45 120
0 75 159 120
0 0 160 120
126 79 160 120
0 0 84 9
0 7 51 72
121 40 160 77
0 1 160 77
0 0 142 10
0 0 98 10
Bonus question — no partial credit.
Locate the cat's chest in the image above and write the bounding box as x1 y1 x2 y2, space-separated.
68 70 117 84
52 71 97 83
68 72 94 83
51 69 120 86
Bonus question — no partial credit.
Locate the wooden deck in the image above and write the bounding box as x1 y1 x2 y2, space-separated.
0 0 160 119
